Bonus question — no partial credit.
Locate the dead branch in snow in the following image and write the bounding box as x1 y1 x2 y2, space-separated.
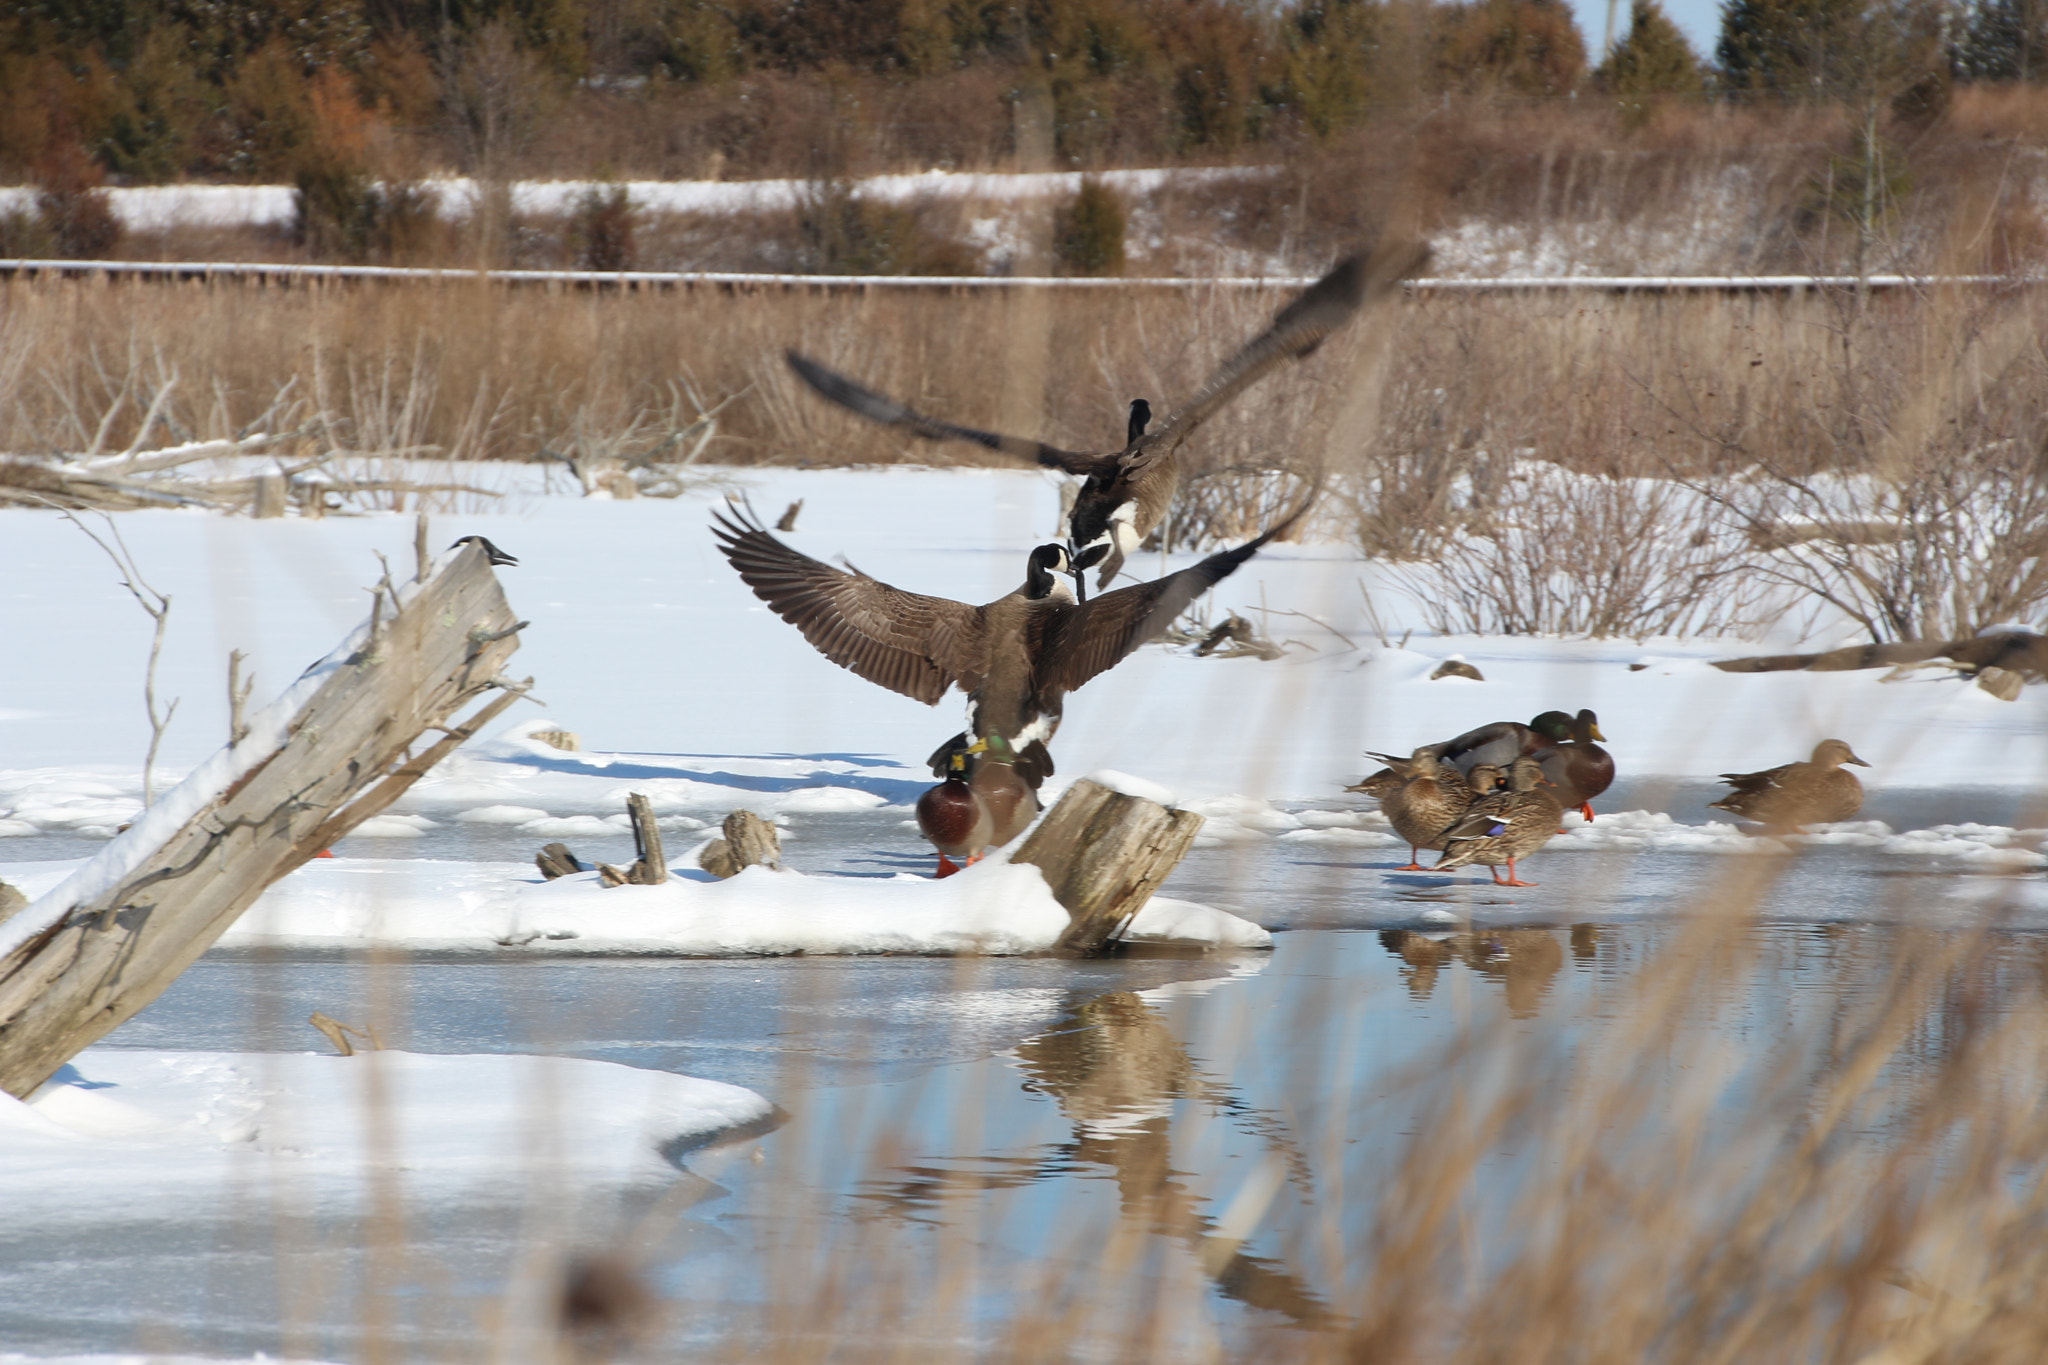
56 510 178 806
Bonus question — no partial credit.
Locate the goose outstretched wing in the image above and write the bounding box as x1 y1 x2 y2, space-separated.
1040 497 1313 691
784 351 1104 474
1136 238 1431 462
711 502 985 704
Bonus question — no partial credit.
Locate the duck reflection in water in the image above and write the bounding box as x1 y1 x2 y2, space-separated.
856 990 1330 1328
1379 926 1596 1017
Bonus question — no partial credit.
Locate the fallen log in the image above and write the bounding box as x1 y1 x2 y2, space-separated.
0 538 529 1099
1712 630 2048 683
1009 778 1204 958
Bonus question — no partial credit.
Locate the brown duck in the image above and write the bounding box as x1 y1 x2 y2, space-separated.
1536 709 1614 822
1434 758 1563 887
1365 747 1480 871
1709 739 1870 832
785 237 1427 592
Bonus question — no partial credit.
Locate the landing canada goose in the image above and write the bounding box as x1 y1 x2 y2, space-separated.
1535 709 1613 822
785 236 1427 590
1709 739 1870 832
1434 757 1563 887
710 496 1308 756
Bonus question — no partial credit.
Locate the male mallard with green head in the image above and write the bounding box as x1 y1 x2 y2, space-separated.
915 734 1039 877
1709 739 1870 832
917 741 993 878
1536 709 1614 822
1434 757 1563 887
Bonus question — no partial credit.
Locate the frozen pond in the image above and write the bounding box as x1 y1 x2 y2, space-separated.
5 784 2046 1359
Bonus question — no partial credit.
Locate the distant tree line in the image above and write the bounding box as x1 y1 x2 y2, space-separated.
0 0 2044 189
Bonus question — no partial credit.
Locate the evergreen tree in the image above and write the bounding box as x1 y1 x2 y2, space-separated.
1438 0 1589 98
1597 0 1702 99
1954 0 2048 81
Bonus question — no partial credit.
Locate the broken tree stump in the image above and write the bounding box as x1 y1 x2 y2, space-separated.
536 843 585 880
0 539 528 1100
1009 778 1204 958
698 810 781 879
596 793 668 886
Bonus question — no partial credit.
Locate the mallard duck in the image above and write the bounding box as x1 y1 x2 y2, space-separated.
711 495 1308 756
1709 739 1870 831
916 734 1038 877
1536 709 1613 822
1366 747 1478 870
785 237 1427 592
917 741 993 878
1434 710 1576 774
1434 757 1563 887
1350 709 1581 793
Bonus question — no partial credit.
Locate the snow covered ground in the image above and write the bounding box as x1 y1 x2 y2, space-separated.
3 463 2046 1360
5 461 2045 948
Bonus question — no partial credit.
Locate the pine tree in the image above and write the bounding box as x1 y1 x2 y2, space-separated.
1597 0 1702 100
1954 0 2048 81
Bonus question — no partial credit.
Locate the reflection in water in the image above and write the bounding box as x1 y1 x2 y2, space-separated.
856 990 1330 1327
1378 925 1596 1017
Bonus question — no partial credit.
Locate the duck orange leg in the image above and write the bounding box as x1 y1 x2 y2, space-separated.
1492 858 1538 888
1397 845 1426 871
1579 802 1596 822
934 855 963 878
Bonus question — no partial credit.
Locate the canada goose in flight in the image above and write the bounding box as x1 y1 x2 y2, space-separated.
710 495 1309 756
784 236 1427 590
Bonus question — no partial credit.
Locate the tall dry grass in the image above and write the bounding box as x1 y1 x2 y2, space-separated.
7 271 2048 637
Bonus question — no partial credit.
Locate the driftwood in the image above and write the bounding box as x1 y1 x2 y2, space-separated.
698 810 781 879
1713 631 2048 686
308 1012 384 1056
0 539 528 1099
536 843 585 880
597 793 669 886
1009 778 1204 958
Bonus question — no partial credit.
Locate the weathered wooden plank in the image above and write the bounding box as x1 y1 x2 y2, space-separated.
0 541 526 1098
1009 778 1204 958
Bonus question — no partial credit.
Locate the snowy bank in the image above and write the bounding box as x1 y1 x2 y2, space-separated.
207 852 1268 955
0 1048 773 1222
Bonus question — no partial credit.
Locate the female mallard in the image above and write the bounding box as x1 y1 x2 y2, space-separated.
1536 709 1613 822
1366 747 1479 870
785 238 1427 592
1434 758 1563 887
1709 739 1870 832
